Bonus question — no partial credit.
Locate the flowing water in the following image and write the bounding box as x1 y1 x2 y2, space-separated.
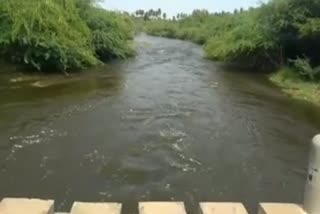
0 34 320 213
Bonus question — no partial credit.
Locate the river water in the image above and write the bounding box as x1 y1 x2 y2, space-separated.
0 34 320 213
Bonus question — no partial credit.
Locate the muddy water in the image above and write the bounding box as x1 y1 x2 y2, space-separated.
0 34 320 213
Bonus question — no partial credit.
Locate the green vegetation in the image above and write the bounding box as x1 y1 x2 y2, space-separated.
0 0 134 72
83 7 134 61
144 10 213 44
142 0 320 104
270 68 320 105
144 1 320 69
1 0 319 106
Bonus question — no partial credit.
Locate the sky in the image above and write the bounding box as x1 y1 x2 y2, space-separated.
102 0 268 17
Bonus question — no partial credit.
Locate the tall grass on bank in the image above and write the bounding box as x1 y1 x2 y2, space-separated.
0 0 134 72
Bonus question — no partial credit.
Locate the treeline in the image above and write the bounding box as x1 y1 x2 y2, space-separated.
133 9 188 21
145 0 320 82
134 9 165 20
0 0 134 72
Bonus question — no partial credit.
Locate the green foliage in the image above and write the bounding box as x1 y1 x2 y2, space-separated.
270 67 320 105
144 0 320 72
0 0 97 71
290 57 320 81
135 8 163 21
299 18 320 38
0 0 134 72
83 8 135 60
145 12 218 44
205 10 277 65
144 20 178 38
275 67 300 81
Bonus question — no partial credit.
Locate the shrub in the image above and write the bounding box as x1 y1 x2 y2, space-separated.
144 20 178 38
0 0 98 72
0 0 134 72
142 0 320 73
83 8 135 60
290 57 320 81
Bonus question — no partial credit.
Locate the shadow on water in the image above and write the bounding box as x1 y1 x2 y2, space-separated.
215 65 320 129
0 65 125 129
0 34 320 213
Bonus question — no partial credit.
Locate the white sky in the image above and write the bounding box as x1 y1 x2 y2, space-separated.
102 0 268 17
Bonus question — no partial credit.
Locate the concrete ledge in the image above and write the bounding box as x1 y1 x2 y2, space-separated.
70 202 121 214
0 198 54 214
200 202 248 214
139 202 186 214
0 198 311 214
258 203 306 214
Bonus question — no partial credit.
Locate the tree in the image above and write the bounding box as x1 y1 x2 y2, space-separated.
192 9 209 17
144 13 150 21
157 8 162 18
135 9 144 17
147 9 156 19
163 12 167 20
179 13 188 19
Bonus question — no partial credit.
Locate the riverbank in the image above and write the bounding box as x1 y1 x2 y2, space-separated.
1 34 316 212
270 68 320 106
142 0 320 107
0 0 134 73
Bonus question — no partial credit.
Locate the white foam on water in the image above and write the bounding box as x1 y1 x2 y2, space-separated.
7 128 67 161
159 128 186 140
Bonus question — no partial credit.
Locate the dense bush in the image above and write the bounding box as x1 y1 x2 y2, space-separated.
290 57 320 81
83 8 135 60
144 0 320 77
0 0 97 71
0 0 134 72
144 20 178 38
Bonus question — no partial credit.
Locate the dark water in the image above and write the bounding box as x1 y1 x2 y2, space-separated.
0 34 320 213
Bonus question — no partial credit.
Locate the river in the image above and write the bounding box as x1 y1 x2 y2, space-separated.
0 34 320 213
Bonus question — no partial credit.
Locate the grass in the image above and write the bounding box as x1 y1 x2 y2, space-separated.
270 67 320 106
